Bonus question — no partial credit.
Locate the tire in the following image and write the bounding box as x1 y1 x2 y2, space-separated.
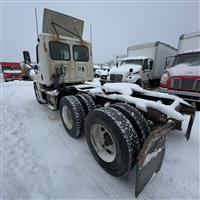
111 103 150 147
33 83 46 104
85 107 140 176
75 93 95 115
196 102 200 111
60 96 85 138
135 79 142 87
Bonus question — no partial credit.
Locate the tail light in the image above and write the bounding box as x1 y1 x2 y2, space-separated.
160 72 170 88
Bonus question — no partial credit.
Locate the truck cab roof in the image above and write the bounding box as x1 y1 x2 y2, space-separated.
122 56 148 61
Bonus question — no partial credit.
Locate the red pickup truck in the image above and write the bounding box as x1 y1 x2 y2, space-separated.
0 62 24 82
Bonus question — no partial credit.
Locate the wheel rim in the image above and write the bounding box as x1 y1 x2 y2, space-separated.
62 106 73 129
90 123 116 162
34 85 40 100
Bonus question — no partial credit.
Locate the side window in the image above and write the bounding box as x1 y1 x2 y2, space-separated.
143 60 148 70
49 41 70 61
73 45 89 62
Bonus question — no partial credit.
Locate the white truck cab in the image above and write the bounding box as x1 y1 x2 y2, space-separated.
108 42 177 88
34 33 93 87
26 8 93 89
109 56 152 88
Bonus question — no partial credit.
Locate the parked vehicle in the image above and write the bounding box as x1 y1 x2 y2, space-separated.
108 42 177 88
23 8 195 197
0 62 24 81
160 32 200 110
20 61 36 80
94 64 110 78
116 54 127 66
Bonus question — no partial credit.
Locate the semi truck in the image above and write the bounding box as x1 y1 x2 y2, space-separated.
24 8 195 197
107 42 177 88
160 32 200 110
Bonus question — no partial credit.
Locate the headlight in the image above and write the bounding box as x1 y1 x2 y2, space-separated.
160 72 170 88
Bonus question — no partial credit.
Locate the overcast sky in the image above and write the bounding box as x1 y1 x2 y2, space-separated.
0 1 199 63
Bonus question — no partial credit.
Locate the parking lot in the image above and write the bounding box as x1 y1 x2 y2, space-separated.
1 81 199 199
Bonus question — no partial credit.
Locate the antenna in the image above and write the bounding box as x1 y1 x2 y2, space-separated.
90 24 93 48
35 8 39 40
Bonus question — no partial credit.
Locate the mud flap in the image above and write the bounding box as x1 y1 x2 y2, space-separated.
185 114 195 140
135 137 166 197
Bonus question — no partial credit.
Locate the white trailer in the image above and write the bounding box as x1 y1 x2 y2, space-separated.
23 8 195 197
127 42 177 85
178 31 200 53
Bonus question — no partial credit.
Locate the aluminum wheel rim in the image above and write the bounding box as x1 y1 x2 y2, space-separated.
90 123 116 162
62 106 73 129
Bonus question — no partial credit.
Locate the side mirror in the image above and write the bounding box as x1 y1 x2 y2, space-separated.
32 65 38 70
165 58 170 68
148 60 153 70
165 55 176 69
23 51 31 64
129 68 133 73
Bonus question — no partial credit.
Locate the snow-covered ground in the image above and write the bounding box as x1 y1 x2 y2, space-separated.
1 81 199 199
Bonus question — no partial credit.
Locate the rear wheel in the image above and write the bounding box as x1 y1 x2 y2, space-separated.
85 107 140 176
195 102 200 111
60 96 85 138
111 103 150 147
75 93 95 115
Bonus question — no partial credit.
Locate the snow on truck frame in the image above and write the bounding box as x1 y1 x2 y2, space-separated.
23 8 195 197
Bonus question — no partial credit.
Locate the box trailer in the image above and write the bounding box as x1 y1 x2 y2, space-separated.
105 42 177 88
178 31 200 53
127 42 177 85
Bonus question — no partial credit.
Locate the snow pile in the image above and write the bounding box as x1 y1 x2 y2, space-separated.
103 82 144 95
84 82 188 120
110 64 141 75
107 93 184 120
168 64 200 76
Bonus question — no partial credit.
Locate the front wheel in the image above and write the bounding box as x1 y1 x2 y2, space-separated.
33 83 46 104
60 96 85 138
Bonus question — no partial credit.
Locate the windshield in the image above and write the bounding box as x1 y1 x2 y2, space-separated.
173 52 200 66
73 45 89 62
120 59 143 66
49 41 70 61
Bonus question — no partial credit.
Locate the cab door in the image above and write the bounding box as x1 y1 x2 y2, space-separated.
141 59 151 82
72 44 91 82
49 41 71 85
